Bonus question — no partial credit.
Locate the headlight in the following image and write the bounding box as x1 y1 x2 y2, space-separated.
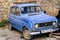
53 22 58 27
34 24 38 28
53 22 56 25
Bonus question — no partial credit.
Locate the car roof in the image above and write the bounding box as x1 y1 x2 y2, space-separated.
11 3 39 8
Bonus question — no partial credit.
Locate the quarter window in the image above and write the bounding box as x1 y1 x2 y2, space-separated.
15 7 20 16
11 7 15 14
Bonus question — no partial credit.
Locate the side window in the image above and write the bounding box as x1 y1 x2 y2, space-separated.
15 7 20 16
10 7 15 14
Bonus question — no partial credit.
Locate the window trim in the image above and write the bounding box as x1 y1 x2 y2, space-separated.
10 6 16 14
10 6 20 16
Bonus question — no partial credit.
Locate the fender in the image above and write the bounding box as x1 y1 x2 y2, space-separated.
21 18 33 32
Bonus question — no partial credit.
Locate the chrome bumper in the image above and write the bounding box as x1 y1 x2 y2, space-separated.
30 32 40 35
30 28 59 35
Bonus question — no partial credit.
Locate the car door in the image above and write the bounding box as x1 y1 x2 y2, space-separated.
14 7 23 31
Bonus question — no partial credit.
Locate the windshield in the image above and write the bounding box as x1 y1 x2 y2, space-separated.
21 6 41 14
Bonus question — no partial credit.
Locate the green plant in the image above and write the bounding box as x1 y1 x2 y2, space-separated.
0 20 9 27
0 21 5 27
2 20 9 24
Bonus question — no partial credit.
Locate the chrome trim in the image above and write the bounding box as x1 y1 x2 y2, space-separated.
30 32 40 35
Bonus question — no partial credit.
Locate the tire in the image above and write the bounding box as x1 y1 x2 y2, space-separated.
22 28 32 40
8 24 13 31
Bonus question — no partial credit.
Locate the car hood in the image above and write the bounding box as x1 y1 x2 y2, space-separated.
25 14 57 24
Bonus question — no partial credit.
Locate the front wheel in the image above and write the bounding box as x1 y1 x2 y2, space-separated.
22 28 32 40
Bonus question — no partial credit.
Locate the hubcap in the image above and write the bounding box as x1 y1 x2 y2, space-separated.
9 24 12 30
23 29 31 39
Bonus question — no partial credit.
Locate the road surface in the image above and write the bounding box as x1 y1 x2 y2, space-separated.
0 28 58 40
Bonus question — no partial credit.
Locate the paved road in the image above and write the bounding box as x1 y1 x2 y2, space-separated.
0 28 58 40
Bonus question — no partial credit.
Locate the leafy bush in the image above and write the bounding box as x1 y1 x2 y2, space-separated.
0 20 9 27
0 22 5 27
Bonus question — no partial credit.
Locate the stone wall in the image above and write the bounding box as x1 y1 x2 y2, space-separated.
36 0 60 17
0 0 16 22
0 0 60 22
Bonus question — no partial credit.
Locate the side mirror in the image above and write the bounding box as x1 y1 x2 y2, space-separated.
44 11 46 13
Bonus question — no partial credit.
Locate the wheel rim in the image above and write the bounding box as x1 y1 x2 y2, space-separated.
9 24 12 30
23 29 31 39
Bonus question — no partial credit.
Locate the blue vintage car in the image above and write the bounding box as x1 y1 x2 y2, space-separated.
8 3 59 40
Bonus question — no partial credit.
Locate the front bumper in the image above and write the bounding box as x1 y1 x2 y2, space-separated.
30 28 59 35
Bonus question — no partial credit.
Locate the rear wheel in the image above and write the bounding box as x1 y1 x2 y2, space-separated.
22 28 32 40
8 24 14 31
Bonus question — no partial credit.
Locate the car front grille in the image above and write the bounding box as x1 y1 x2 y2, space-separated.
38 22 54 27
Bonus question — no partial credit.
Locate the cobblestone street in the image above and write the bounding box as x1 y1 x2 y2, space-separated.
0 28 58 40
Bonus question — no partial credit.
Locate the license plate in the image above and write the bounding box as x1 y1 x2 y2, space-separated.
41 29 57 33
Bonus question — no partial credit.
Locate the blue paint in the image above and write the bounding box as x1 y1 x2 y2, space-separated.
8 3 59 34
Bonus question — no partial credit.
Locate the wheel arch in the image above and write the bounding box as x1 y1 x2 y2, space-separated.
22 26 32 32
22 26 28 31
